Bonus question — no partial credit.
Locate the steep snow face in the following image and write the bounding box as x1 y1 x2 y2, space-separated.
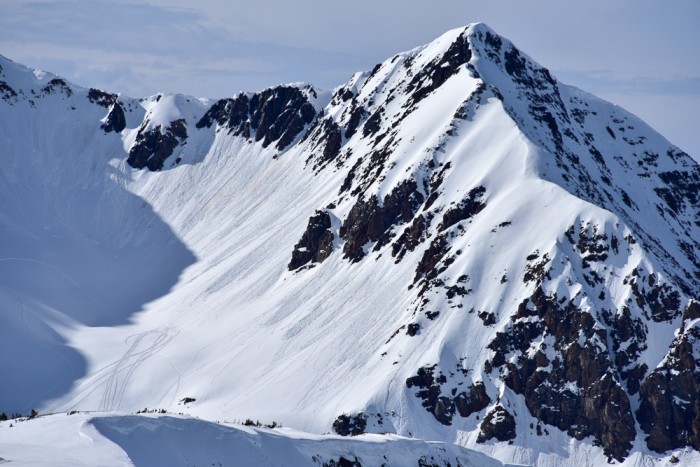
0 22 699 466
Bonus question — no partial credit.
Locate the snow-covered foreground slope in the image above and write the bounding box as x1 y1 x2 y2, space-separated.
1 22 699 466
0 412 502 466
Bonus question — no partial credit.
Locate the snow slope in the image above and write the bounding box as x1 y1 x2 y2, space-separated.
0 412 501 467
0 22 699 466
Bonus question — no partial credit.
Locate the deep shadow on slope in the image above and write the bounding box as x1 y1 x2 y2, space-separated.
0 106 196 413
0 187 196 413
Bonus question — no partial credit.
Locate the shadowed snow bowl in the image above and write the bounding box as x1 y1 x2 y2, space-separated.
0 83 196 410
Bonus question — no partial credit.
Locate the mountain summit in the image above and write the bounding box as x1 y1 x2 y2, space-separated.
1 23 699 466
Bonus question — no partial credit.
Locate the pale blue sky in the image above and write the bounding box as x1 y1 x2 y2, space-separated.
1 0 698 158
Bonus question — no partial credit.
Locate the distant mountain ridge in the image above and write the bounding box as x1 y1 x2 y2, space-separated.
1 22 699 466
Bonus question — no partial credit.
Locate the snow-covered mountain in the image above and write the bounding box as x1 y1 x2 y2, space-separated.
1 22 699 466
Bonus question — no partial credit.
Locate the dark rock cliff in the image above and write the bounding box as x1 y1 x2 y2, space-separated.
196 85 317 151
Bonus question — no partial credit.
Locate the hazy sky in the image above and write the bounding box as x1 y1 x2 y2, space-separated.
1 0 698 158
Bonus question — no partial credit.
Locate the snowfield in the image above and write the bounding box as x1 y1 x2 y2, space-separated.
0 412 502 466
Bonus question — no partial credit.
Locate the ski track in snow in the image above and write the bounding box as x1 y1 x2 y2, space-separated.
46 328 178 413
99 329 178 411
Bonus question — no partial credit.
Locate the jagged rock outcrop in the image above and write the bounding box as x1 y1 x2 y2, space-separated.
391 214 428 262
87 88 117 107
476 405 516 443
406 365 491 425
321 457 362 467
101 102 126 133
288 211 334 270
0 80 18 101
127 118 188 170
638 324 700 453
332 413 367 436
41 77 72 97
437 186 486 232
339 180 424 262
487 285 636 460
87 88 126 133
196 85 317 151
306 117 343 170
404 31 472 108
